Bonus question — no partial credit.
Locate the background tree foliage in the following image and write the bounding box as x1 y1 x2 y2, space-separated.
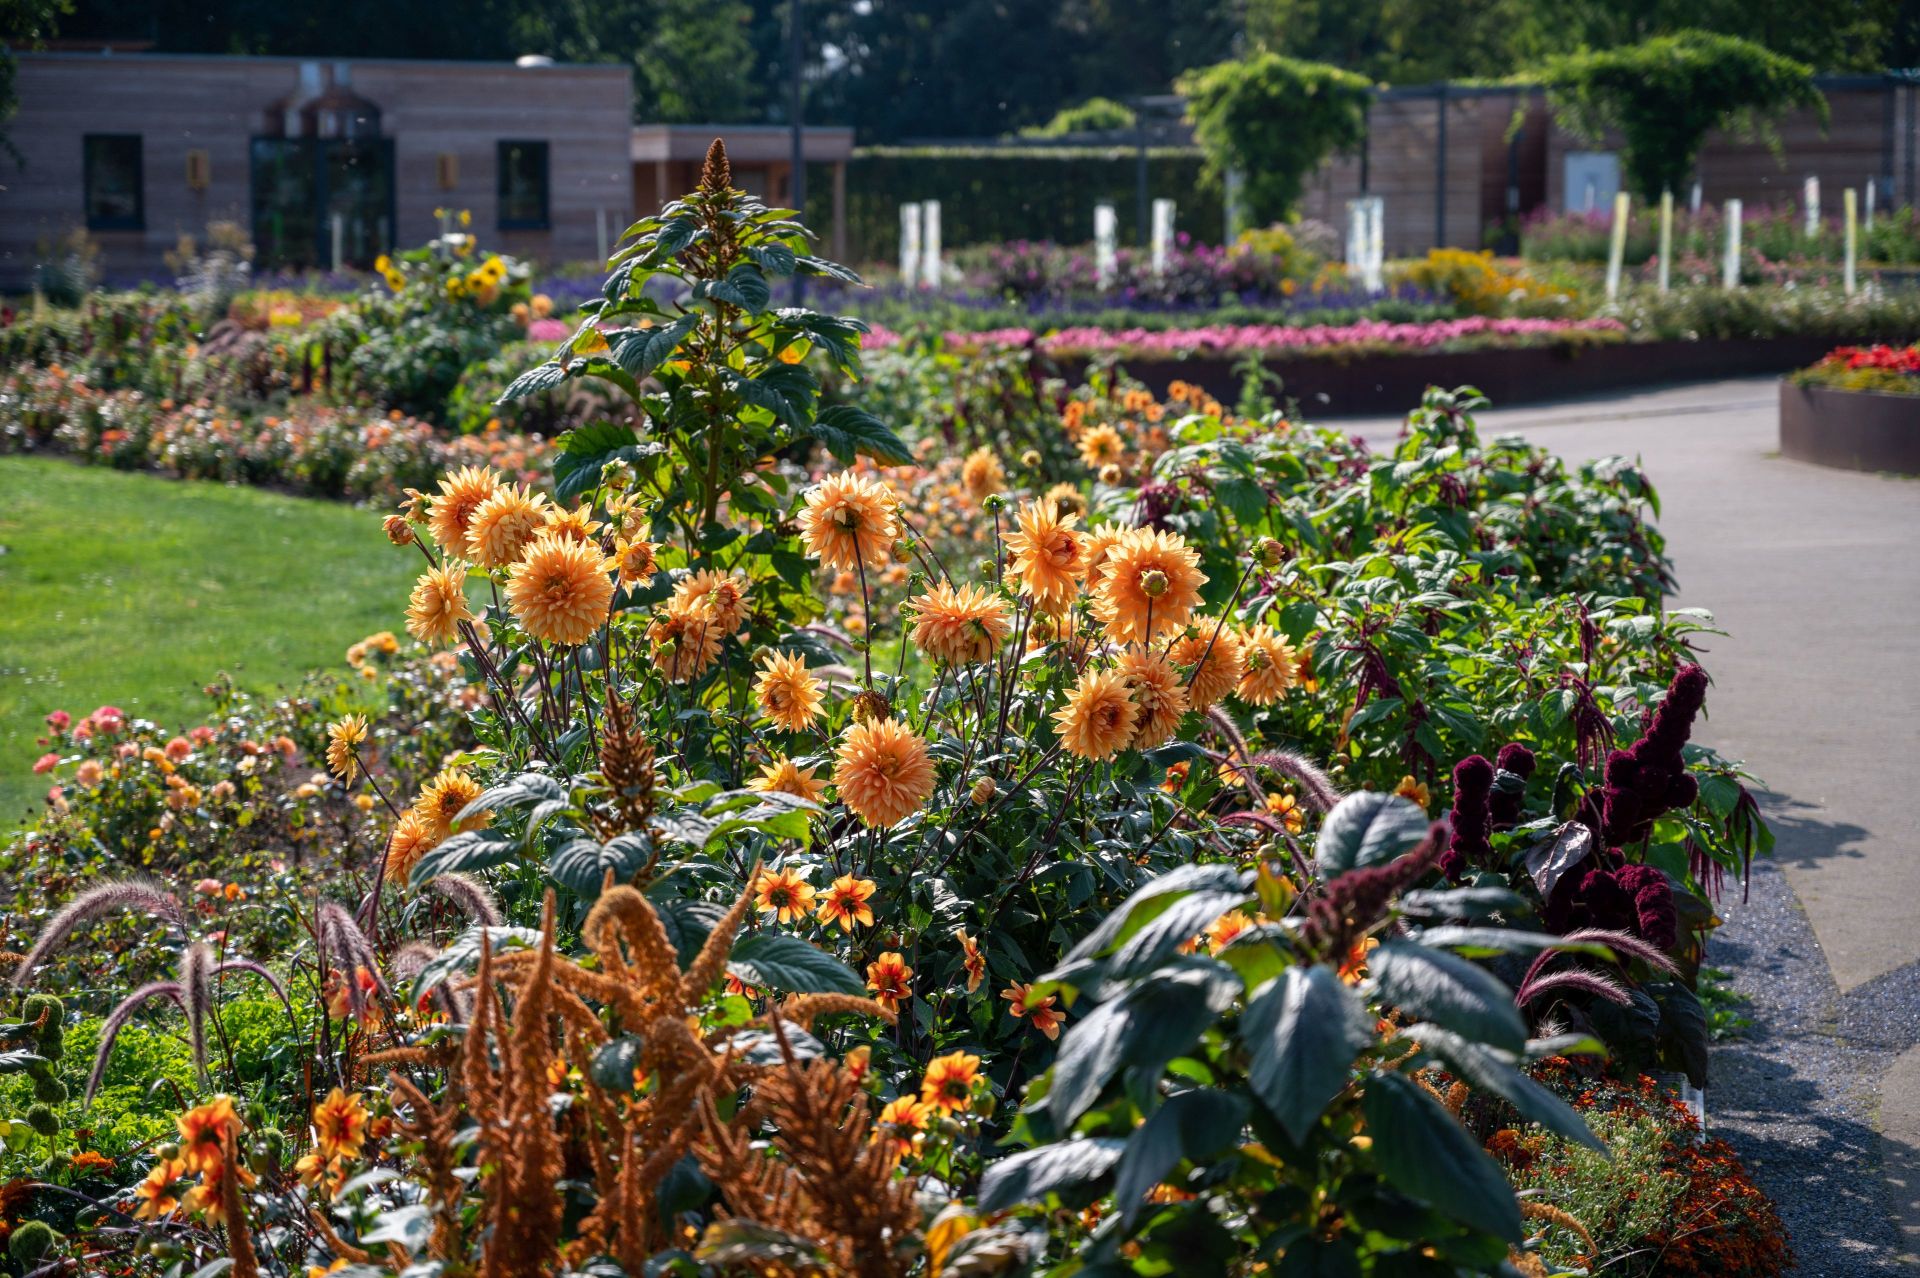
1538 31 1828 201
1179 53 1372 228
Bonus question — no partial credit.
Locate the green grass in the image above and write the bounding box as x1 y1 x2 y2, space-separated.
0 457 421 824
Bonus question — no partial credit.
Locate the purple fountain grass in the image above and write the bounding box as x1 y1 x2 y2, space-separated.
11 879 186 989
422 873 504 927
85 981 185 1104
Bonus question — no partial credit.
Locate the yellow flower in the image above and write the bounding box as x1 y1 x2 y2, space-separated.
749 756 828 804
1117 647 1189 749
754 650 825 732
1266 791 1305 834
961 446 1004 502
465 483 551 568
1090 526 1207 645
325 714 367 783
412 768 490 842
374 254 391 274
907 581 1011 666
1205 909 1257 954
382 267 406 292
799 471 901 572
833 718 936 829
754 867 817 924
1078 422 1125 468
428 465 501 559
816 874 877 931
311 1088 370 1161
541 504 603 545
1052 668 1137 760
670 568 750 634
507 533 614 646
919 1050 981 1115
866 951 914 1014
1004 498 1085 613
406 563 474 646
1236 624 1299 706
1169 622 1245 711
1395 775 1432 809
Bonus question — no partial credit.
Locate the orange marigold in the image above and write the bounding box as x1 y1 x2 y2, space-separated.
833 718 936 828
800 471 901 572
907 581 1011 666
1052 668 1138 760
506 533 614 646
1091 526 1207 645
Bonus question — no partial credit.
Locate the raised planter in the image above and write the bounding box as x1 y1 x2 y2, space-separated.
1779 380 1920 474
1062 336 1843 417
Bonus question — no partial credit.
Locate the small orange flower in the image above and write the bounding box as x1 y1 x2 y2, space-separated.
1266 791 1305 834
671 568 750 634
311 1088 370 1161
874 1095 932 1157
865 951 913 1014
615 537 659 586
412 768 490 842
1077 422 1125 468
816 874 877 931
1236 624 1299 705
176 1095 243 1174
1001 982 1066 1040
961 446 1004 502
507 532 614 646
1117 647 1189 749
134 1157 187 1219
954 927 986 993
1169 622 1245 711
324 714 367 783
465 482 550 568
754 651 825 732
1090 526 1207 645
1204 909 1257 954
646 601 724 683
919 1050 982 1114
428 465 501 558
407 563 474 646
384 811 440 884
1395 775 1431 809
754 867 818 924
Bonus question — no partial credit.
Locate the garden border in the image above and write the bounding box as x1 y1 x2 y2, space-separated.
1778 381 1920 475
1070 336 1845 418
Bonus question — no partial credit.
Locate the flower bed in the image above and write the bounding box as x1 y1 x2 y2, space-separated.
1779 343 1920 474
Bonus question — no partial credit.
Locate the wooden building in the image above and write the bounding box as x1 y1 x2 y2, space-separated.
632 123 855 260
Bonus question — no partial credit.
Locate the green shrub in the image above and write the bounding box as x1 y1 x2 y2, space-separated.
1178 52 1371 228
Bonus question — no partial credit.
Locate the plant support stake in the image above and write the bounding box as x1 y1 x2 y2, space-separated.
1844 187 1858 295
1803 176 1820 237
1150 199 1175 278
898 203 921 287
1604 191 1630 301
1722 198 1743 290
1657 189 1673 292
921 200 942 290
1094 202 1118 291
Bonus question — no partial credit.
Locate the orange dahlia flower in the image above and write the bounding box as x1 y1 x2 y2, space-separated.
412 768 490 841
833 718 935 828
671 568 750 634
748 756 827 804
907 581 1011 666
428 465 500 558
816 873 877 931
506 533 614 646
1236 624 1299 705
1091 526 1207 645
465 483 549 568
1169 622 1245 710
1005 498 1085 613
384 811 439 883
406 563 473 646
754 867 817 924
866 950 914 1014
1117 647 1190 749
753 650 824 731
800 471 901 571
1052 668 1138 760
646 602 724 683
919 1050 981 1114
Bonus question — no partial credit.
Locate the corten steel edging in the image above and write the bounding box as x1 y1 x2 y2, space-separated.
1057 336 1845 418
1779 381 1920 475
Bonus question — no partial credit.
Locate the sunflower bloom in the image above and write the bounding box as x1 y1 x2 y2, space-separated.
834 718 936 828
465 483 551 568
671 568 750 634
646 602 724 683
1005 499 1085 613
428 466 500 558
907 581 1012 666
412 768 490 841
816 874 877 931
325 714 367 783
754 651 825 731
384 811 440 883
748 756 827 804
1091 526 1207 645
919 1050 981 1115
800 471 901 572
1117 648 1190 749
507 533 614 646
1052 669 1138 760
961 447 1004 502
866 951 913 1014
1169 622 1245 710
1237 624 1299 705
754 867 817 924
407 563 473 646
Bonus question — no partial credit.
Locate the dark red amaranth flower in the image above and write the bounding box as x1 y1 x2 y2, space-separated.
1299 822 1443 959
1133 480 1181 529
1598 664 1708 848
1612 862 1678 951
1439 755 1493 881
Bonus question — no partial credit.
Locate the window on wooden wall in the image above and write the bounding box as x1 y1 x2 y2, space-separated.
84 134 145 230
498 140 550 230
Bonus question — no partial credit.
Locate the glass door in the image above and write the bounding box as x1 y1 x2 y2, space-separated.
321 139 394 270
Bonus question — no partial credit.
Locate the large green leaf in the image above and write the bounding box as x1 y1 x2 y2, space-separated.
726 933 862 996
496 360 568 403
1368 940 1527 1052
1315 791 1430 879
1364 1071 1521 1241
1104 889 1253 979
552 422 668 502
609 313 698 378
1401 1024 1603 1150
546 834 654 899
1057 864 1248 969
1241 966 1372 1142
978 1137 1127 1213
1112 1090 1248 1225
810 404 913 465
1047 961 1240 1130
701 262 773 312
408 829 517 884
725 363 818 427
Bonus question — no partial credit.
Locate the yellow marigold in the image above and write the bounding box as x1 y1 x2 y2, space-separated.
646 604 724 683
427 465 500 559
325 714 367 783
412 768 490 842
833 717 936 828
1169 622 1245 711
754 867 817 924
866 951 913 1015
961 446 1004 503
506 533 614 646
1117 647 1190 749
1078 422 1125 468
1092 527 1207 645
1237 624 1299 705
907 581 1011 666
541 504 603 545
816 874 877 931
465 483 550 568
671 568 750 634
406 563 473 646
799 471 901 572
1053 668 1138 760
615 537 658 586
919 1050 981 1115
754 651 825 731
384 811 439 883
1004 498 1085 613
748 756 827 805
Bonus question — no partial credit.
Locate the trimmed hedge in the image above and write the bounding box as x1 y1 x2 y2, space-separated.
808 147 1226 264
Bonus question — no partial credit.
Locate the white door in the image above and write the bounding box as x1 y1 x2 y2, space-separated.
1564 152 1621 213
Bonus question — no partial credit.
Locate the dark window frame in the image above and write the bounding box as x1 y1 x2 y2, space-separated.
83 133 145 231
497 139 551 230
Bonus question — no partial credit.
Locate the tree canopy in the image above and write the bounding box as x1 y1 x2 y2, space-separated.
1179 53 1372 228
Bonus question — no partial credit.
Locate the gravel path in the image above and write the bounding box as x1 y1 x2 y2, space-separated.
1347 379 1920 1271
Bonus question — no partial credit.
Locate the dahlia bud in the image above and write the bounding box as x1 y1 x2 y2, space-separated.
892 539 914 559
851 690 891 723
402 488 429 520
1257 537 1284 567
982 493 1007 513
600 458 635 491
1020 449 1042 469
1029 613 1058 642
1140 569 1169 598
1098 463 1123 485
975 558 997 579
970 775 996 806
383 514 415 546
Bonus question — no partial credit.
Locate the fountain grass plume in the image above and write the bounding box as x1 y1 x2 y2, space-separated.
12 879 186 990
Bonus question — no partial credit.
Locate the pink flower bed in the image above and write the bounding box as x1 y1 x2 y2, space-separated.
860 315 1626 360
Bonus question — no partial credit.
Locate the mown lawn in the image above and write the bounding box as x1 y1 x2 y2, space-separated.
0 457 421 824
